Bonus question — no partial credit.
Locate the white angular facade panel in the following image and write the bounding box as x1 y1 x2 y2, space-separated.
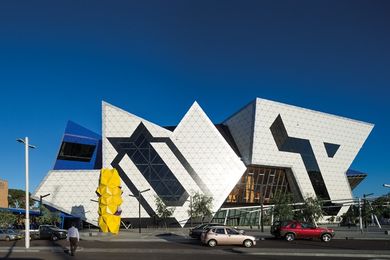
223 101 255 165
151 142 203 224
102 102 172 168
172 102 247 214
102 101 246 226
251 98 373 212
33 170 101 226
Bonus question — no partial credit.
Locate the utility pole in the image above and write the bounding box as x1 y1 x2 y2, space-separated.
358 197 363 233
17 137 36 249
260 184 264 232
190 196 193 227
129 189 150 233
363 193 374 229
39 194 50 215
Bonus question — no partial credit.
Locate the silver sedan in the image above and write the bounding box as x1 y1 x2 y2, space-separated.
201 226 256 247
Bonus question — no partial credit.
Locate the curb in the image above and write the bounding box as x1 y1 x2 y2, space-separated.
231 248 390 258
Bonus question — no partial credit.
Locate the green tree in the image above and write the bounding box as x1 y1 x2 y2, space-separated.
188 192 213 223
295 196 323 224
154 196 175 228
270 192 294 221
371 194 390 219
36 206 60 226
341 205 359 225
8 189 34 209
0 210 17 228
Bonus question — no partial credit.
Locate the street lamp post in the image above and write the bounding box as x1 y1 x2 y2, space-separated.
363 193 374 229
358 197 363 233
39 193 50 215
250 171 265 233
190 196 193 227
256 184 265 232
17 137 36 249
186 195 193 227
129 189 150 233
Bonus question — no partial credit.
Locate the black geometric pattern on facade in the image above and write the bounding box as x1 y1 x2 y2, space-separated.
108 123 189 207
324 142 340 158
270 114 331 201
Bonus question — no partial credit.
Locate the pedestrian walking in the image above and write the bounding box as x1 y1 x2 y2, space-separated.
67 223 80 256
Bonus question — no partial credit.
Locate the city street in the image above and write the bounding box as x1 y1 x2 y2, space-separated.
1 237 390 259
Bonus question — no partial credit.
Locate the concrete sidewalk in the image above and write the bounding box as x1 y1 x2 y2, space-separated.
232 248 390 258
80 228 192 242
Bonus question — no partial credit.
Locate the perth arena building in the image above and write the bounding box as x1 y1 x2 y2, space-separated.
33 98 373 227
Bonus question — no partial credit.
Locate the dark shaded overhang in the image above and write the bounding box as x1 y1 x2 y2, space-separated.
346 169 367 190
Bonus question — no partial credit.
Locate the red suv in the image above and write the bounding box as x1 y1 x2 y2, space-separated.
271 220 335 242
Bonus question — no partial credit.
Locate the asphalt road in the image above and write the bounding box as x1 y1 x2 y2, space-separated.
0 252 369 260
2 237 390 250
1 238 390 260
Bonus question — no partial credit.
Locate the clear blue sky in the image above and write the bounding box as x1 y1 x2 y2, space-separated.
0 0 389 198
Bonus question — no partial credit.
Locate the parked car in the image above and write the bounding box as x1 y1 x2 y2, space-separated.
270 220 291 238
201 226 256 247
189 223 226 239
271 220 335 242
30 225 67 241
0 229 23 241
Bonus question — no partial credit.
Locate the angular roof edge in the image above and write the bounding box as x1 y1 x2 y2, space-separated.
222 99 256 123
256 97 375 128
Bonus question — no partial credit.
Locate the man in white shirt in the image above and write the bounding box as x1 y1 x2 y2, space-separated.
67 223 80 256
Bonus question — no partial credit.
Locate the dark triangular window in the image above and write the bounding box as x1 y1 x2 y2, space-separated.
324 142 340 158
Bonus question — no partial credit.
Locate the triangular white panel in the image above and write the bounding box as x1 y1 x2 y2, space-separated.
33 170 101 225
173 102 246 215
102 101 172 168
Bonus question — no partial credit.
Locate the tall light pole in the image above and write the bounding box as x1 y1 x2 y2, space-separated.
129 188 150 233
250 172 265 232
189 195 193 227
363 193 374 229
260 185 265 233
358 197 363 233
17 137 36 249
186 195 193 227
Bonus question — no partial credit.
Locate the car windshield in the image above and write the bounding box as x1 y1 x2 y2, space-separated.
193 224 208 229
273 221 290 227
6 229 16 234
46 225 58 229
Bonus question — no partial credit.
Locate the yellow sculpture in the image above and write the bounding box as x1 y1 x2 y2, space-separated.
96 168 123 234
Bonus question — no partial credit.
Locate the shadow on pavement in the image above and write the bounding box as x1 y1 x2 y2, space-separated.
2 240 17 259
51 239 73 259
154 233 202 246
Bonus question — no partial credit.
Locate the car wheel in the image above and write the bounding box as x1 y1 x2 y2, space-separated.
321 233 332 242
51 235 58 241
285 233 295 242
208 239 217 247
243 239 253 248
